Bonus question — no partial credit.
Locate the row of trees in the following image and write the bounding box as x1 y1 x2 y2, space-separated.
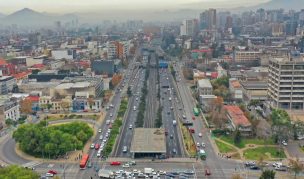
155 106 163 128
135 70 149 127
13 121 93 159
211 76 231 101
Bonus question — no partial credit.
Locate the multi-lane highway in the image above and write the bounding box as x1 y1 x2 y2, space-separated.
159 68 185 158
113 68 145 157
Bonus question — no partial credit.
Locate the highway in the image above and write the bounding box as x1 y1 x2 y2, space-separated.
173 61 241 178
159 68 185 158
113 68 146 157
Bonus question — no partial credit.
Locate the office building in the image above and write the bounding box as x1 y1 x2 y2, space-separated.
199 9 217 30
180 19 198 36
268 58 304 110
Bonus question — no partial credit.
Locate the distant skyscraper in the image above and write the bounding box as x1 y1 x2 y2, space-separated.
225 16 233 30
199 9 217 30
180 19 198 36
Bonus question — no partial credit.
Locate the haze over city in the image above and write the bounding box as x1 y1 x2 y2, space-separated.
1 0 304 179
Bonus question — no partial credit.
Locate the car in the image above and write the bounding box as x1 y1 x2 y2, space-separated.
47 170 57 175
198 133 202 137
95 143 100 150
172 149 177 154
90 143 95 149
109 124 112 129
133 106 137 111
201 142 206 148
189 128 195 133
136 97 139 101
45 173 54 177
97 152 101 157
83 109 89 112
103 139 107 143
106 106 110 110
167 111 170 115
170 106 173 110
129 161 136 165
196 143 200 147
110 161 121 166
122 164 130 168
169 97 172 101
192 116 195 120
170 135 173 139
110 104 114 108
98 129 102 133
106 120 110 125
123 146 128 153
99 135 103 140
275 166 287 171
87 161 92 168
110 113 113 117
182 115 186 119
165 131 168 136
107 129 111 133
249 165 260 170
272 162 282 168
282 140 288 146
129 124 133 129
205 169 211 176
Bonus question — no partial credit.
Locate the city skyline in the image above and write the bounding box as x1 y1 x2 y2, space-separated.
0 0 269 14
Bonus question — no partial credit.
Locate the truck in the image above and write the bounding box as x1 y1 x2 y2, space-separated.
144 168 153 175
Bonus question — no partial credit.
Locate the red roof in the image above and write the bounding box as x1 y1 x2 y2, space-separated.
26 96 40 102
0 59 7 65
32 64 44 68
191 49 212 53
211 72 218 79
12 72 31 80
224 105 251 127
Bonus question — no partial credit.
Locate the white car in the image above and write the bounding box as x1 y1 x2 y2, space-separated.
98 129 102 133
45 173 54 177
136 97 138 101
110 113 113 117
196 142 200 147
198 133 202 137
129 125 133 129
122 164 130 168
97 152 101 157
282 141 288 146
103 139 107 143
90 143 95 149
99 135 103 140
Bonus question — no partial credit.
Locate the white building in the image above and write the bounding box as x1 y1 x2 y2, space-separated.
52 50 73 60
197 79 213 95
107 42 117 59
180 19 198 36
0 96 20 121
229 78 243 100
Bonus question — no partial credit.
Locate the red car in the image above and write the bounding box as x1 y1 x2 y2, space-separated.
165 131 168 136
48 170 57 175
192 116 196 120
110 161 121 166
83 109 88 112
109 124 112 129
189 128 195 133
205 168 211 176
94 143 100 150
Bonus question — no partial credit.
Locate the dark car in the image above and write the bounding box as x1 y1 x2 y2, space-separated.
250 165 260 170
205 168 211 176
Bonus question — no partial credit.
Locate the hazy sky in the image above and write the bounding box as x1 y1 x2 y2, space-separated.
0 0 270 14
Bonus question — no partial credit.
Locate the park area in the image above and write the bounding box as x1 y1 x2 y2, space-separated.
214 134 286 161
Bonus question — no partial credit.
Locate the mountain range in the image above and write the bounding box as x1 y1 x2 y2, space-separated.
0 8 77 27
252 0 304 11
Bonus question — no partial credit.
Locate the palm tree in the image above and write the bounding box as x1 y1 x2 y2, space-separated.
289 158 304 179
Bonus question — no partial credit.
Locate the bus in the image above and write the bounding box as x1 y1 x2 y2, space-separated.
80 154 89 169
193 107 200 116
198 149 206 160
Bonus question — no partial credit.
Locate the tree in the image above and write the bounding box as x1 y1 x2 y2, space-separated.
20 98 33 115
234 129 242 145
111 74 122 87
271 109 291 144
289 158 304 179
0 165 39 179
182 67 193 80
127 87 132 97
260 170 275 179
5 118 15 127
209 97 227 128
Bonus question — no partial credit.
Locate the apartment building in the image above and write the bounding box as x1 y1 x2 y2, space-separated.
233 51 262 62
0 96 20 121
268 58 304 110
0 76 17 95
197 79 213 95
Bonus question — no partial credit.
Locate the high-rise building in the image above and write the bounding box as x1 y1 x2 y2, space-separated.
271 23 284 36
225 16 233 30
180 19 198 36
199 9 217 30
268 58 304 110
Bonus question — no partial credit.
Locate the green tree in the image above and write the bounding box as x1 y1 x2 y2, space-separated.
234 129 242 146
5 118 15 127
289 158 304 179
0 165 39 179
271 109 291 144
259 169 275 179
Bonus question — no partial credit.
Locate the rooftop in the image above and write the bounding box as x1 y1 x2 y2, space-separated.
55 81 91 90
197 79 212 88
241 81 268 90
130 128 166 153
224 105 251 127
